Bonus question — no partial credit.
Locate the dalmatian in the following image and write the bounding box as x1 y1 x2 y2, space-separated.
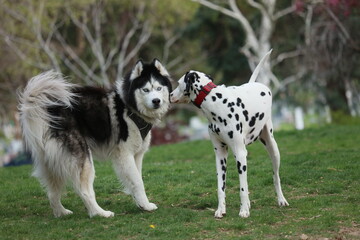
170 51 289 218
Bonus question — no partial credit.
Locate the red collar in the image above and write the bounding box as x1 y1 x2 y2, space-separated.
193 82 217 108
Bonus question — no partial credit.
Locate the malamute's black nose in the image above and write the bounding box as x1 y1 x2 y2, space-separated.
152 98 161 108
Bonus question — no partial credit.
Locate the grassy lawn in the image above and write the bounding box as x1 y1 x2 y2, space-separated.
0 124 359 239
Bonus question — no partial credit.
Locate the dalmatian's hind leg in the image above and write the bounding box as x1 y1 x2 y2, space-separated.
260 120 289 207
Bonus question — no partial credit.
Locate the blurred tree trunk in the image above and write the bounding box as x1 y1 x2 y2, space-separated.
193 0 298 91
302 0 360 116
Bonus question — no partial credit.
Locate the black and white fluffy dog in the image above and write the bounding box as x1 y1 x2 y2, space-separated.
18 59 172 218
170 51 289 218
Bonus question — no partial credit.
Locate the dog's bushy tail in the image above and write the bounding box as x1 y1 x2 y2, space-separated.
248 49 272 83
18 70 77 153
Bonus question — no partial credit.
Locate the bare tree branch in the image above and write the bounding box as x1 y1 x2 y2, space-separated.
66 6 110 87
273 49 303 66
274 4 297 20
116 3 152 81
325 6 350 40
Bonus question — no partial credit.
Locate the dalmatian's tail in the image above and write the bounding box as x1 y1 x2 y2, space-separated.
248 49 272 83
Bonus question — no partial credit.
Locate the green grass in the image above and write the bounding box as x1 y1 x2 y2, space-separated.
1 125 359 239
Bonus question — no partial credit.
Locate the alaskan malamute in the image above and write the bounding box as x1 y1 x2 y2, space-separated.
18 59 172 217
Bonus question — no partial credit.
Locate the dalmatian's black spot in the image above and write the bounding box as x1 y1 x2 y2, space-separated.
236 124 240 131
228 102 235 108
230 108 234 113
224 120 227 126
218 116 223 123
254 136 259 142
212 96 216 102
260 138 266 145
259 113 265 120
237 161 241 174
235 114 239 121
228 114 232 119
250 135 254 140
270 128 273 133
249 116 256 127
255 112 259 118
260 92 266 96
241 103 245 109
236 98 242 107
242 165 247 172
238 162 242 174
250 128 255 134
223 98 228 104
240 122 243 133
243 110 249 121
228 131 233 139
224 158 227 164
268 91 272 96
214 147 218 151
216 93 222 99
222 165 226 172
222 183 226 192
241 188 244 191
215 127 221 134
220 159 224 165
221 142 226 147
211 112 216 116
212 117 216 122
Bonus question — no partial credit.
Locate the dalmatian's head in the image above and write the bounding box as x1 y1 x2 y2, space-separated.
170 71 213 103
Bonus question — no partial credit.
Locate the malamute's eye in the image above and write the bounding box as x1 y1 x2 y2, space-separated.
143 88 150 93
156 87 162 91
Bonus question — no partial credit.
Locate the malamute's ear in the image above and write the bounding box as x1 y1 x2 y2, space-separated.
130 60 144 81
153 58 170 77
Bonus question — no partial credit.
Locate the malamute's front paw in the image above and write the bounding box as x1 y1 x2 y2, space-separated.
54 208 73 218
141 203 158 212
90 210 115 218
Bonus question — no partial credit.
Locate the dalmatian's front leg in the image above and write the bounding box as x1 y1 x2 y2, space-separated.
209 132 229 218
231 139 251 218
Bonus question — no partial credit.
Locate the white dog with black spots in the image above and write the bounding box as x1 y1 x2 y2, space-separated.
170 51 289 218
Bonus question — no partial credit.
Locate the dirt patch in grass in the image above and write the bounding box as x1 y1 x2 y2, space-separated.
337 222 360 239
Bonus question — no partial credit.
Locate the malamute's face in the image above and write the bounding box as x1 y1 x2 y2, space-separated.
135 78 168 110
122 59 172 121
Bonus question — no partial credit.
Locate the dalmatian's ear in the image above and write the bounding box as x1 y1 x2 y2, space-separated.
130 60 144 81
184 71 197 93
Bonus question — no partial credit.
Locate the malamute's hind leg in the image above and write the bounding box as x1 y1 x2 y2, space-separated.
34 160 73 217
74 153 114 218
260 120 289 207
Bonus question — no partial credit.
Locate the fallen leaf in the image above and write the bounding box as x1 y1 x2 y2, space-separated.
300 233 309 240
